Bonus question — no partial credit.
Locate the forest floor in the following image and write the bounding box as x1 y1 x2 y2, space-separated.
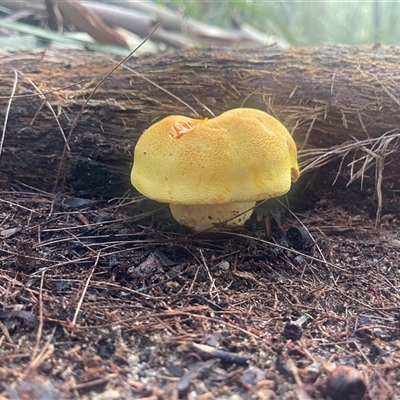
0 167 399 400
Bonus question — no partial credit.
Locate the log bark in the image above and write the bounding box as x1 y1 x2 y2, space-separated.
0 45 399 197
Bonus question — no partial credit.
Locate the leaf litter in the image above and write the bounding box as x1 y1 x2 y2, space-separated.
0 179 400 399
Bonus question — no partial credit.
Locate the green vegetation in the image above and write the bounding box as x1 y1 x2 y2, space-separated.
0 1 398 50
158 0 400 46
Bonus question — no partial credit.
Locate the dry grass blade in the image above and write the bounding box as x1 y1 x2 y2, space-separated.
53 23 160 191
30 271 45 362
22 327 56 379
71 259 97 327
0 69 18 158
0 81 84 100
18 71 70 150
299 131 400 175
119 62 200 117
299 131 400 223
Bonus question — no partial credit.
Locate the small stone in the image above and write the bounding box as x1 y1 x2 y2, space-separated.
326 366 367 400
217 261 230 270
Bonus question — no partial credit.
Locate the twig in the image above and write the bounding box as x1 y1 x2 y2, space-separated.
66 375 116 391
287 358 313 400
0 320 12 343
355 324 400 333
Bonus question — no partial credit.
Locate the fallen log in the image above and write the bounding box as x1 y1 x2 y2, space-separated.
0 45 399 200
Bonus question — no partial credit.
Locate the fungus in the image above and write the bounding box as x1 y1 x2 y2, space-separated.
131 108 299 232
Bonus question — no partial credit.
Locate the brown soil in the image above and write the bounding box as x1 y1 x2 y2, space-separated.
0 170 399 400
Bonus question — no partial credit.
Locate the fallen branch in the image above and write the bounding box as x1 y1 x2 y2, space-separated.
0 46 399 203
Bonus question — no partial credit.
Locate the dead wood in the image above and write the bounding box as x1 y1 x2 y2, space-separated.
0 45 399 198
0 0 288 49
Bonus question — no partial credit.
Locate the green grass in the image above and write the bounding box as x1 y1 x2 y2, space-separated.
157 0 400 46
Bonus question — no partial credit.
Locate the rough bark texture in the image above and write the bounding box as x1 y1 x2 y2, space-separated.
0 45 399 197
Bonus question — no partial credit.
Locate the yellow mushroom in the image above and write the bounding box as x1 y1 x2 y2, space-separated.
131 108 299 232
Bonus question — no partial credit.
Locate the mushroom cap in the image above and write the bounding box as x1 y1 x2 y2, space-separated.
131 108 299 205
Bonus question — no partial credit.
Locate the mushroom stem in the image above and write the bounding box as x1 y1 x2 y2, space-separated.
169 202 256 232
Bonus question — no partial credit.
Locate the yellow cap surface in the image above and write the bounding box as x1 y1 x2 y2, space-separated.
131 108 299 205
